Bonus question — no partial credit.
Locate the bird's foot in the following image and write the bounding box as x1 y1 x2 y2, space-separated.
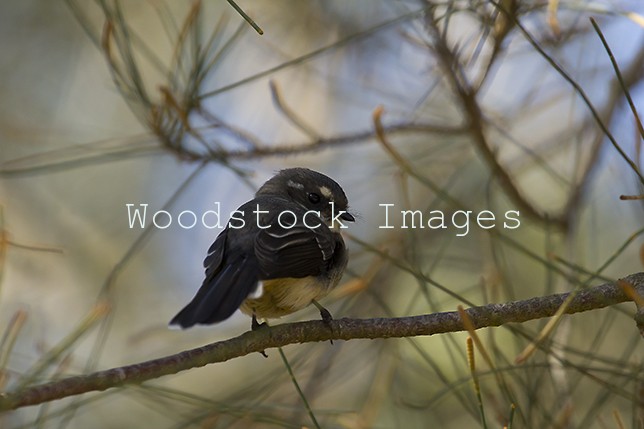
251 314 269 358
319 307 333 326
251 314 268 331
312 300 334 345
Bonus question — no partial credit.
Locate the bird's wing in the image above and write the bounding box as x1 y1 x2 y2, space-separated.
254 220 335 279
203 226 227 274
169 228 259 328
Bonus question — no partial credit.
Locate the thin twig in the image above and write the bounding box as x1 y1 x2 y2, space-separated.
466 337 488 429
269 80 320 140
0 121 465 177
0 311 28 390
562 42 644 222
226 0 263 35
490 0 644 185
277 348 321 429
620 195 644 200
589 18 644 142
199 6 431 100
423 8 558 228
0 272 642 411
12 302 109 392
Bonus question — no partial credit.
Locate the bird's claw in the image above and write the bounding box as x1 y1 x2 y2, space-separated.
251 314 269 357
312 301 334 345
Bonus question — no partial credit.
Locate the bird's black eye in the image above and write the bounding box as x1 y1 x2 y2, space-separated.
308 192 321 204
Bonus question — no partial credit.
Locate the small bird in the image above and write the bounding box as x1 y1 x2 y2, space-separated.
170 168 354 330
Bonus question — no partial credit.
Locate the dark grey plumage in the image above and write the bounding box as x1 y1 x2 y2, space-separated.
170 168 353 328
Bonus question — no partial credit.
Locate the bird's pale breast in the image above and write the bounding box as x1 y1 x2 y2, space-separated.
240 276 331 319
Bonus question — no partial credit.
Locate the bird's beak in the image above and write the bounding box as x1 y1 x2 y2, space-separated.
340 212 355 222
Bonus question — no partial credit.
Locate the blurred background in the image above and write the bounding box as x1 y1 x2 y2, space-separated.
1 0 643 428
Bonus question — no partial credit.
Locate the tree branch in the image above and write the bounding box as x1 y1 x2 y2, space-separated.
1 272 642 412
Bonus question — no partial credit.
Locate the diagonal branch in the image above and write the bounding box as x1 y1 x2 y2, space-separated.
1 272 642 412
422 8 558 229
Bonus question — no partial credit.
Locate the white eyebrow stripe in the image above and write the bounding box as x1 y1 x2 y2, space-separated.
320 186 332 198
287 180 304 189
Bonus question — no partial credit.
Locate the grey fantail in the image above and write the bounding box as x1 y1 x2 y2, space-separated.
170 168 354 329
